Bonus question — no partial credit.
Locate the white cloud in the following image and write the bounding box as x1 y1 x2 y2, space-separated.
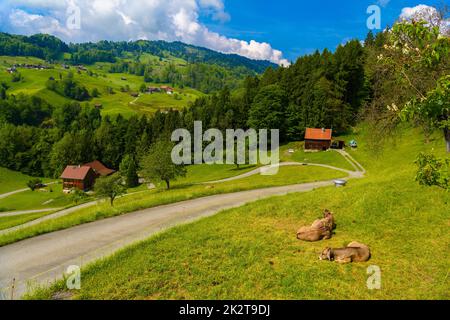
377 0 390 8
400 4 450 34
0 0 288 65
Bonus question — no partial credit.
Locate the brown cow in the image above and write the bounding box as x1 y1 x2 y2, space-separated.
319 241 371 264
296 210 336 242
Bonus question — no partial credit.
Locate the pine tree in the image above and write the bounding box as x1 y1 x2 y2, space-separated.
126 157 139 188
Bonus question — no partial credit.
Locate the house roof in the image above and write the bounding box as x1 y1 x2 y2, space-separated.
60 166 92 180
305 128 332 141
84 160 115 176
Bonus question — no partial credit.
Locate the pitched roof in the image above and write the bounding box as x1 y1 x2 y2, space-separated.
60 166 92 180
84 160 115 176
305 128 332 141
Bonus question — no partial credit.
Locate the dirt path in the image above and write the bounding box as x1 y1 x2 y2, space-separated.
0 209 60 218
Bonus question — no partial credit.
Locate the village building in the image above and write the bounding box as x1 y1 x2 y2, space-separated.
61 160 115 192
148 87 161 93
160 85 174 94
6 66 16 74
61 165 96 192
84 160 116 177
304 128 332 151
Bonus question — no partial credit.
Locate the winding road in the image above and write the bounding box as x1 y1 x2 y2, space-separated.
0 151 365 299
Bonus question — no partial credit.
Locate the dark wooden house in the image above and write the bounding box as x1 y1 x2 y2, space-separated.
304 128 332 151
61 166 96 191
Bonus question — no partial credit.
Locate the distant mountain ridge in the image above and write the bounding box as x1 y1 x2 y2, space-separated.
0 32 276 73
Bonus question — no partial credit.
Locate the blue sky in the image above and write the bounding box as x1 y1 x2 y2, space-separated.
202 0 445 61
0 0 446 64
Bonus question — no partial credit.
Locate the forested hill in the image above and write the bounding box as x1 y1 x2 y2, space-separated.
0 32 276 73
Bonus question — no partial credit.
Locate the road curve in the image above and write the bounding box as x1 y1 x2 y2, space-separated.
0 180 341 299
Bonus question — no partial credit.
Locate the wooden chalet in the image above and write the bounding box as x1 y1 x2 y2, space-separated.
304 128 332 151
61 160 115 192
61 165 96 191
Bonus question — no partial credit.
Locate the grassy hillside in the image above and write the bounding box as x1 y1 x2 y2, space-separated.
28 127 449 300
0 167 53 195
0 184 74 212
0 211 55 231
0 56 203 117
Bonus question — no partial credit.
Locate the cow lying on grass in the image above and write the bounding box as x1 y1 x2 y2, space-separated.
319 241 371 264
296 209 336 242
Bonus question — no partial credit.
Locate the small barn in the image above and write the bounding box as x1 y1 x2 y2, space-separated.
61 166 96 191
304 128 332 151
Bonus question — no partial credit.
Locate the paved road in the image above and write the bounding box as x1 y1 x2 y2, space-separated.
0 154 366 299
0 180 347 299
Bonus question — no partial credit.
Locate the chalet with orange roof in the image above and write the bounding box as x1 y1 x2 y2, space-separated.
304 128 332 151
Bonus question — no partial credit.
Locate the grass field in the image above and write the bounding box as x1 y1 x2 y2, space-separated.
0 165 345 247
0 167 54 195
0 56 203 117
27 126 449 300
0 211 55 231
280 142 355 171
177 164 258 185
0 184 76 212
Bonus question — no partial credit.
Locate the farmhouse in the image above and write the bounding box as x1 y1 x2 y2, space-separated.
160 85 174 94
61 160 115 191
304 128 332 151
84 160 116 177
61 165 96 191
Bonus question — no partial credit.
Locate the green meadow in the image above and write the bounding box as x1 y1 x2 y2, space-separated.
0 56 203 117
27 127 449 300
0 167 54 195
0 211 55 231
0 184 74 212
280 142 355 171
